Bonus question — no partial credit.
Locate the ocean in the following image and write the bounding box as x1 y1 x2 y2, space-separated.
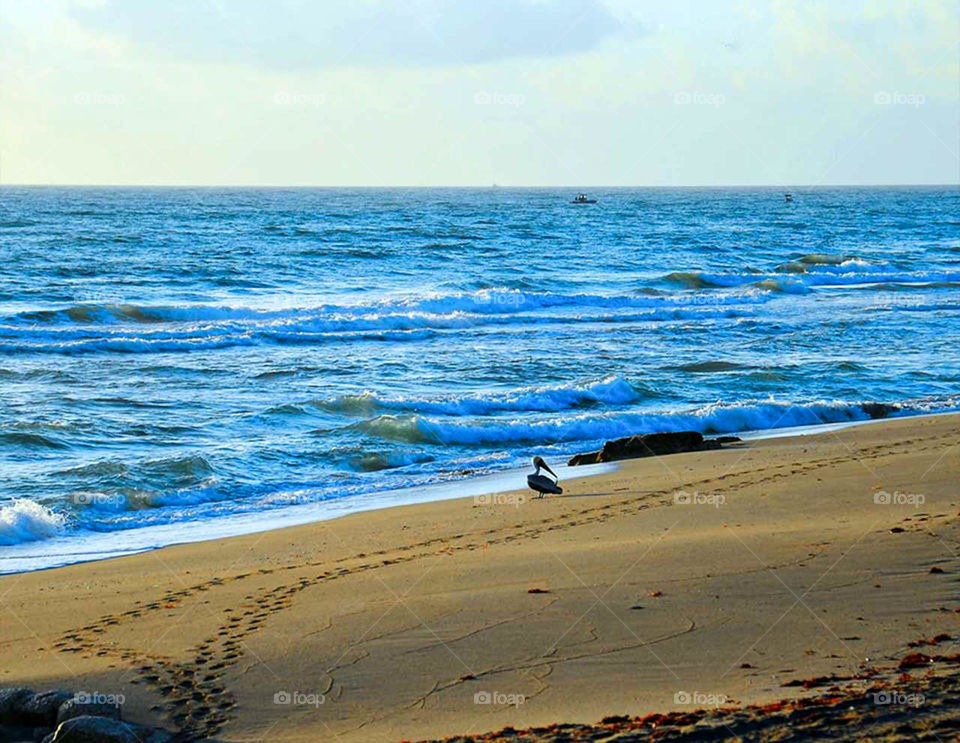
1 185 958 571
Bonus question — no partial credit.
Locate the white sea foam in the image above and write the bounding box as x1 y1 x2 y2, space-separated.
676 269 960 290
317 376 646 417
0 499 66 546
5 289 767 326
356 398 958 447
0 306 749 354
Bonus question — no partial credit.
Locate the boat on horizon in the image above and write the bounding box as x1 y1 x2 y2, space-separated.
571 193 597 204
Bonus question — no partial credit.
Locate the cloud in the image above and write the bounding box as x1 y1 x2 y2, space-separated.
69 0 629 68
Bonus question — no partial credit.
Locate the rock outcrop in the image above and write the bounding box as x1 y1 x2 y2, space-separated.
42 715 171 743
568 431 740 466
0 688 170 743
20 690 73 726
56 697 122 725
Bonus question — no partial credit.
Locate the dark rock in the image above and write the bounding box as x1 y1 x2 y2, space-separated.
55 698 120 726
601 714 632 724
601 431 705 461
568 430 743 466
566 450 602 466
0 722 39 743
0 689 33 724
44 716 170 743
861 402 899 419
898 652 933 670
19 691 72 726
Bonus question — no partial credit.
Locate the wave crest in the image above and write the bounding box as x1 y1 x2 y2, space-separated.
798 253 851 266
0 305 752 355
666 268 960 291
0 432 69 449
352 398 953 447
316 376 646 417
753 278 810 294
0 500 66 546
664 361 750 373
6 289 762 328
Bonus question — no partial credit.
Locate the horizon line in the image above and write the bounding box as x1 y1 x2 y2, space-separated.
2 182 957 189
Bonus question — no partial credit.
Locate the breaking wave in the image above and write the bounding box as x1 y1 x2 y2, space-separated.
316 376 647 417
5 289 765 327
0 304 753 355
666 268 960 290
354 398 957 447
0 500 66 546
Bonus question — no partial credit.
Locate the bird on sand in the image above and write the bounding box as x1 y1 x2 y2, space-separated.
527 456 563 498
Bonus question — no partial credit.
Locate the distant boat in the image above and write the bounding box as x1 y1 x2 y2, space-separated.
784 193 794 202
571 193 597 204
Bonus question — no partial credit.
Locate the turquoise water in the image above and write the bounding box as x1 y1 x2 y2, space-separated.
1 186 958 568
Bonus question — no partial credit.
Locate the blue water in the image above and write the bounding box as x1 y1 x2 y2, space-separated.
1 186 958 568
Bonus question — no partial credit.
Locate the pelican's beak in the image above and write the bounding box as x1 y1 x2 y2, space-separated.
540 460 557 479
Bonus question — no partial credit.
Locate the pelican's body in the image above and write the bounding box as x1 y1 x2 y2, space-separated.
527 456 562 498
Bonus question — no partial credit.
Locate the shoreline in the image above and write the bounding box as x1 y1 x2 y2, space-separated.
4 409 957 576
0 460 618 576
1 413 957 741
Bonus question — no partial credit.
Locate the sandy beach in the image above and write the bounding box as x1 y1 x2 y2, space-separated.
2 414 958 741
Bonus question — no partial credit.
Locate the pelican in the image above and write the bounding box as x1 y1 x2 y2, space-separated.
527 456 563 498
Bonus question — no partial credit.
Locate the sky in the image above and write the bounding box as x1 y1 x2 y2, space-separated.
1 0 957 186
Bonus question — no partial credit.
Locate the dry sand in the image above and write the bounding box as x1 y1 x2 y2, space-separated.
1 414 958 741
